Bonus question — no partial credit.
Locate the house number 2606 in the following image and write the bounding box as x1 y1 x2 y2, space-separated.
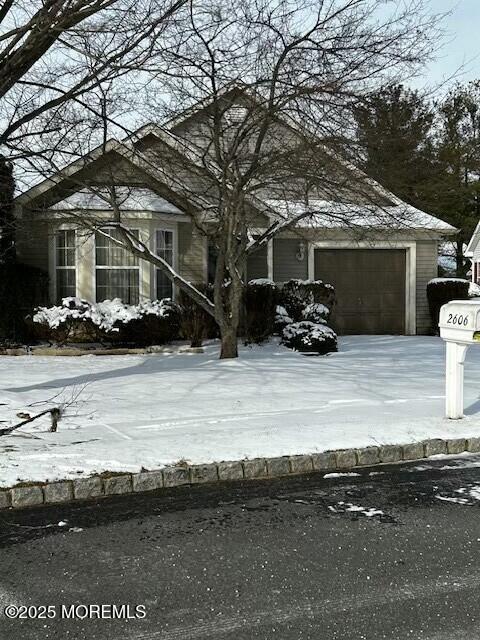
447 313 469 326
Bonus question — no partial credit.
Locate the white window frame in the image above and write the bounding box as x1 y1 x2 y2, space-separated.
94 227 141 304
51 225 78 303
308 240 417 335
153 225 178 300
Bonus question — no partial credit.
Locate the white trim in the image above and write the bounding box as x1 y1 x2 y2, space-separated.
267 239 274 279
94 227 141 304
466 220 480 258
153 224 178 300
310 240 417 335
50 223 79 303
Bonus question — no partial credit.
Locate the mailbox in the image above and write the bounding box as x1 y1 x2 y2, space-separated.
439 300 480 419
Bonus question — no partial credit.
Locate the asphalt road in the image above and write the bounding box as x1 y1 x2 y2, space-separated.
1 456 480 640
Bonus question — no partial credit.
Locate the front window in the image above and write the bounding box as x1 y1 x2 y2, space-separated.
55 229 76 302
95 228 139 304
155 229 174 299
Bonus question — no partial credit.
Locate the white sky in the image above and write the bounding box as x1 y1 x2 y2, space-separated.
413 0 480 92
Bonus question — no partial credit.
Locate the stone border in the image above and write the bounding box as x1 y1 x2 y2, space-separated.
0 345 205 357
2 436 479 510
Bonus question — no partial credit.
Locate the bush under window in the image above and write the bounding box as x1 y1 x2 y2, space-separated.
31 297 181 345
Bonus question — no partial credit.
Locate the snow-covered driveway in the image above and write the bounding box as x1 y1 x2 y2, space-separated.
2 336 480 486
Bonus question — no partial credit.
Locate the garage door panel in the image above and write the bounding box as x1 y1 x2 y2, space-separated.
314 249 406 335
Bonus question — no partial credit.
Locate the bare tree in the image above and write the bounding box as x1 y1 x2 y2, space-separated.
0 0 188 180
119 0 443 358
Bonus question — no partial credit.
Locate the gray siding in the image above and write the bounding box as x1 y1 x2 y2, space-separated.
177 222 206 283
416 240 438 334
246 246 268 281
273 238 308 282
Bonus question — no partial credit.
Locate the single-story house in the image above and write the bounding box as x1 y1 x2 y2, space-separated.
14 89 457 336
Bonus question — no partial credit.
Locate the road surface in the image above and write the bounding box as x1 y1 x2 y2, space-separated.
1 456 480 639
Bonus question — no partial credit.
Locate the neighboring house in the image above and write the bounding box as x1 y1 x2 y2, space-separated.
465 224 480 282
14 91 456 336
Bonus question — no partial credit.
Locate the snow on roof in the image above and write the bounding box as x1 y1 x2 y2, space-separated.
266 199 457 233
50 187 182 214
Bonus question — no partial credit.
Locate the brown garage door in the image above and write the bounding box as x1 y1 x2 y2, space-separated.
314 249 406 335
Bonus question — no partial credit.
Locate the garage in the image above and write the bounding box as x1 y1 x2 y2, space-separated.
314 248 406 335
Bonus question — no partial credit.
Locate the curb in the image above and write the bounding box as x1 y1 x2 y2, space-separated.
2 436 479 510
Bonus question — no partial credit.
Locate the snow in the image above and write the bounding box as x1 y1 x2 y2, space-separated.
33 297 177 332
427 278 480 298
266 199 457 232
3 335 480 487
302 303 330 322
282 321 336 343
50 187 182 214
329 502 384 517
248 279 276 287
429 278 469 284
323 472 360 478
470 283 480 297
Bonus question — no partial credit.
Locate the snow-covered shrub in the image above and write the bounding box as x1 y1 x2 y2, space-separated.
427 278 470 333
274 305 294 333
121 299 181 346
302 302 329 324
245 279 278 343
279 279 335 322
32 298 99 343
469 281 480 297
178 284 218 347
282 321 337 355
32 297 181 345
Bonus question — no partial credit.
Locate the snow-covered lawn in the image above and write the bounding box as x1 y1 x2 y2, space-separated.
2 335 480 487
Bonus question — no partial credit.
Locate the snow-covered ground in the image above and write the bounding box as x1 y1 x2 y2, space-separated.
2 336 480 487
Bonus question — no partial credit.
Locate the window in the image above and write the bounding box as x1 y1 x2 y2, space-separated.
95 228 139 304
155 229 174 299
55 229 76 301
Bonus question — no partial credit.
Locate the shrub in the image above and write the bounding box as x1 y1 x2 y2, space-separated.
121 300 181 346
302 302 329 324
427 278 470 333
274 305 294 333
280 279 335 321
282 321 338 355
245 279 278 343
178 284 218 347
0 262 49 343
31 297 181 345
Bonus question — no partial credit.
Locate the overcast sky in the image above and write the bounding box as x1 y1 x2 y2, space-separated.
415 0 480 91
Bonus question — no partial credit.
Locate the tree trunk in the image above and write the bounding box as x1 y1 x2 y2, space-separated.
214 248 244 359
220 324 238 359
0 154 16 263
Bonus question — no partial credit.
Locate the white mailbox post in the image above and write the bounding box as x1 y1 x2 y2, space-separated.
439 300 480 419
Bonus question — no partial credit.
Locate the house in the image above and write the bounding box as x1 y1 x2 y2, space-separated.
14 90 457 336
465 224 480 282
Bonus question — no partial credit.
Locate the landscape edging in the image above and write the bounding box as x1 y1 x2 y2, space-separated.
1 436 478 510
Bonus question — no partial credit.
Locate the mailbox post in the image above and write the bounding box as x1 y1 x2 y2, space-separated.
439 300 480 419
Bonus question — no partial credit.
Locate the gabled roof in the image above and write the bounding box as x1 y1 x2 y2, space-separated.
15 85 458 236
15 137 219 216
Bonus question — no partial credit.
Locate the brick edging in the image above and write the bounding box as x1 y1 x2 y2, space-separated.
1 436 478 510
